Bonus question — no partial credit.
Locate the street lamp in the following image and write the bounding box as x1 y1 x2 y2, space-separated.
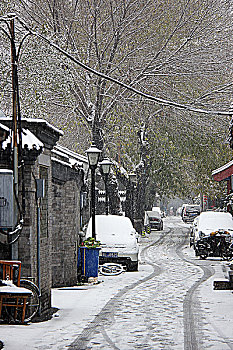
128 172 137 183
86 143 102 239
100 158 112 215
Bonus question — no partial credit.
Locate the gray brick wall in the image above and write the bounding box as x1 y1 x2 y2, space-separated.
18 155 52 312
51 161 82 287
0 118 86 315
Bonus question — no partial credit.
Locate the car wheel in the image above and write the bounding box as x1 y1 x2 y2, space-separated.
200 254 208 260
128 261 138 271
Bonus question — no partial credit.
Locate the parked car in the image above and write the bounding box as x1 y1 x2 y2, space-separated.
190 211 233 259
85 215 139 271
181 204 200 223
176 207 183 216
146 211 163 230
152 206 161 214
152 207 166 218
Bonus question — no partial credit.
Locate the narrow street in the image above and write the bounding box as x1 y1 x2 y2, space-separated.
1 216 233 350
70 216 233 350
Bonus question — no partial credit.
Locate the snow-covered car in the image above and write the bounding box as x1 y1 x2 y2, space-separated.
146 211 163 230
85 215 139 271
152 206 161 214
190 211 233 259
182 204 200 223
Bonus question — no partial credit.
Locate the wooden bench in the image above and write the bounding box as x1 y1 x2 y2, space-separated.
0 260 32 323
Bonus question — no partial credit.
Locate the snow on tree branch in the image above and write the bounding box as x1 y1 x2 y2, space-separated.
11 15 231 117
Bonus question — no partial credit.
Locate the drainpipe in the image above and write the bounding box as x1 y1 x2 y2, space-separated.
37 197 41 315
36 179 44 315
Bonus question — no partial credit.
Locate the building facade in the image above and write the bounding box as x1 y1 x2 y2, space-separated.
0 118 87 313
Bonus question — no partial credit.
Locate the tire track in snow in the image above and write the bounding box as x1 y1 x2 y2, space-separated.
178 245 233 350
68 231 167 350
176 242 214 350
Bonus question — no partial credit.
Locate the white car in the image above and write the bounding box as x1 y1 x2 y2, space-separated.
191 211 233 242
152 206 161 214
86 215 139 271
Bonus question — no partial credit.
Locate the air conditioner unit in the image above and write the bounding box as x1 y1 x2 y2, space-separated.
0 169 14 229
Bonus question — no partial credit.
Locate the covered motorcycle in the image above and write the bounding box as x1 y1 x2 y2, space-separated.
191 211 233 260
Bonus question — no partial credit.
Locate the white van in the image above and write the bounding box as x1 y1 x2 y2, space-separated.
152 206 161 214
86 215 139 271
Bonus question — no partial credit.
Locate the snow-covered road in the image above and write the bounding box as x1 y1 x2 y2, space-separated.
1 216 233 350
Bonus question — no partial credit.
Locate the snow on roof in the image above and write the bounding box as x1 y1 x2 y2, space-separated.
212 160 233 176
22 129 43 149
0 117 63 135
2 128 43 150
52 144 88 169
23 118 63 135
55 144 88 164
52 149 70 161
51 157 73 168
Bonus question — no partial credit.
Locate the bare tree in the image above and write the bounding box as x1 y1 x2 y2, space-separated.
0 0 232 221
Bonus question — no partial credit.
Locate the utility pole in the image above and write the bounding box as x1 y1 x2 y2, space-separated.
10 17 19 259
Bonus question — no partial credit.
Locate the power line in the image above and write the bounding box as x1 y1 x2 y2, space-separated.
0 14 231 117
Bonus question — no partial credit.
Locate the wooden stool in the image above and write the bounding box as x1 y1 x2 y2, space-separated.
0 284 32 323
0 260 32 323
0 260 21 286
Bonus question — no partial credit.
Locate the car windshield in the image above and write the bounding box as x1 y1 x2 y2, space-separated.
147 211 161 218
186 206 200 213
198 212 233 232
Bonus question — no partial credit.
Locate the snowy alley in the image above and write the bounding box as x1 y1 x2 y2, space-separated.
1 216 233 350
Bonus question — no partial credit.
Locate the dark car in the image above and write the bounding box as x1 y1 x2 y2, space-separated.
182 204 200 223
146 211 163 230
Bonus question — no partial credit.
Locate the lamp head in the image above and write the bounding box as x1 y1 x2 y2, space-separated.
128 172 137 183
86 143 102 167
100 158 112 175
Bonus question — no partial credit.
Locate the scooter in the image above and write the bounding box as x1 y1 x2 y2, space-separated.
195 230 233 260
195 237 209 259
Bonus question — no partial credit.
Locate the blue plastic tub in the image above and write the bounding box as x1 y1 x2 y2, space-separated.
80 247 100 278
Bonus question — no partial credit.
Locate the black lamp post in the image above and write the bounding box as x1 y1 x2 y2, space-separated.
86 143 102 239
100 158 112 215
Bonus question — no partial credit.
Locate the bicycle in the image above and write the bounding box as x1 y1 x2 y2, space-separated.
19 279 40 322
99 263 125 276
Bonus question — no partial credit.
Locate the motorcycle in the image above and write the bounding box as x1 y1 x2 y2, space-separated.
194 230 233 260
